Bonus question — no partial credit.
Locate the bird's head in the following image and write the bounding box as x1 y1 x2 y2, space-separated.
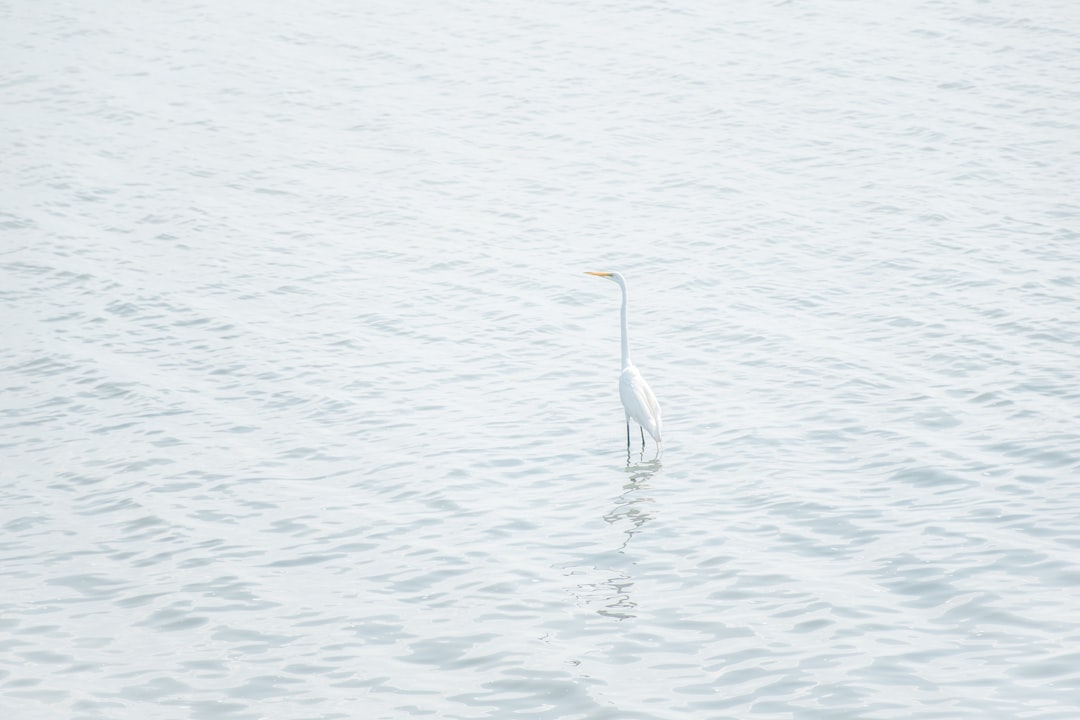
585 271 624 284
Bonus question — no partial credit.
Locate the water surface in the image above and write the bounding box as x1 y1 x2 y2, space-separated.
3 0 1080 718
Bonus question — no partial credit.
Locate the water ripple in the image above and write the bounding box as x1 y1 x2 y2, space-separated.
2 0 1080 718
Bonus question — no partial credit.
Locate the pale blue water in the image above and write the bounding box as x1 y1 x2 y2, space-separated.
3 0 1080 718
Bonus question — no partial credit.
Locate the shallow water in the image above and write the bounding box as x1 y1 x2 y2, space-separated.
3 0 1080 718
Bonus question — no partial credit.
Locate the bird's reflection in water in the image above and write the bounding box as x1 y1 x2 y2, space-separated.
626 444 662 467
563 460 661 621
581 458 659 620
606 458 659 551
589 572 637 621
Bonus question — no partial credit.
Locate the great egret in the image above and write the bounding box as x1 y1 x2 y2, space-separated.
585 271 663 453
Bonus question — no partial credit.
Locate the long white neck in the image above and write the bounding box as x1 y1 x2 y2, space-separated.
617 275 632 369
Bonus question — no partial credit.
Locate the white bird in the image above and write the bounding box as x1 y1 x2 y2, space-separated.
585 271 663 454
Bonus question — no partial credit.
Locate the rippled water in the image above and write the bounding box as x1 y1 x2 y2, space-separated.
3 0 1080 717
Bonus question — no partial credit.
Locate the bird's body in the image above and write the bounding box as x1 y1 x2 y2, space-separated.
620 364 662 443
585 271 663 453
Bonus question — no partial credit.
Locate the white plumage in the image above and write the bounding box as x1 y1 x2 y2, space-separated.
586 271 663 452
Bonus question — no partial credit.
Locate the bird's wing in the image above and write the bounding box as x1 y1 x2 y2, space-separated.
640 375 662 426
620 366 662 441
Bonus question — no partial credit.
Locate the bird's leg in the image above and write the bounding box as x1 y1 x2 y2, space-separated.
625 418 631 450
640 427 646 451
